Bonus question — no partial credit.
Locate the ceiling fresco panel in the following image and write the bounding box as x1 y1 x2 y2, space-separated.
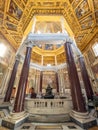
75 0 90 19
80 15 94 29
8 0 23 20
0 0 97 57
6 22 17 31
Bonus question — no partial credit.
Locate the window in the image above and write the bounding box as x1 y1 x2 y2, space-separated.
92 42 98 57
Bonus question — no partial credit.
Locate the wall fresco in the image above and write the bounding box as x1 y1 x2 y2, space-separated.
92 64 98 80
42 72 57 89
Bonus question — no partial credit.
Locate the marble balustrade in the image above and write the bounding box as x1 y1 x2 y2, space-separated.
25 98 73 115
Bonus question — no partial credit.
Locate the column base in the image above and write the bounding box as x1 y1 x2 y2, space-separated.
70 110 97 129
2 111 29 129
0 102 11 110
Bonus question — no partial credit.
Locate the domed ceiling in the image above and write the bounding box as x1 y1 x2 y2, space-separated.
0 0 98 65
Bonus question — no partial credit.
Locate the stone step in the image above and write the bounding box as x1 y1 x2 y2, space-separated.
28 114 71 123
35 125 62 129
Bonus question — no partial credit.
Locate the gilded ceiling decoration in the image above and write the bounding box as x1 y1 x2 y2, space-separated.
0 0 98 64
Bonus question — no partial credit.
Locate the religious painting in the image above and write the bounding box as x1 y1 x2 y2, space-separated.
93 0 98 10
8 0 23 20
45 44 53 50
75 0 90 19
6 22 17 31
92 64 98 80
80 15 94 29
42 73 57 89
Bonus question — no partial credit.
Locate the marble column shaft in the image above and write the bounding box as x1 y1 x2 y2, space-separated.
55 72 59 93
4 59 19 102
13 47 32 112
79 56 93 100
40 71 43 92
64 42 86 112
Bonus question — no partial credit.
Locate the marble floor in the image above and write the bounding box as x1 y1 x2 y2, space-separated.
0 108 98 130
0 122 98 130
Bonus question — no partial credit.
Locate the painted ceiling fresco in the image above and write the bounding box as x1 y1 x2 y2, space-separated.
0 0 97 65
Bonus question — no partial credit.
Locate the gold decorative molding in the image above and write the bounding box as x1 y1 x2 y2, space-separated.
0 0 97 64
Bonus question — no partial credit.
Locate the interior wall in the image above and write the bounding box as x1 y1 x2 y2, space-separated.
83 35 98 92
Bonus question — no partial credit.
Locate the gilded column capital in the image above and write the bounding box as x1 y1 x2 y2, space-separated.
15 54 21 61
25 40 36 48
64 37 73 43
